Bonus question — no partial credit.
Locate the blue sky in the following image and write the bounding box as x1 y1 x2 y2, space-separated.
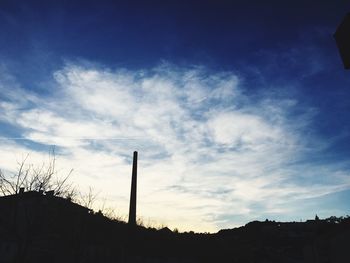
0 0 350 232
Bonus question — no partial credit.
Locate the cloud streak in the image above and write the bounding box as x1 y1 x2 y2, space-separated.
0 62 349 232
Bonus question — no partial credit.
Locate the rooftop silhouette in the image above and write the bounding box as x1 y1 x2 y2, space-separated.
0 190 349 262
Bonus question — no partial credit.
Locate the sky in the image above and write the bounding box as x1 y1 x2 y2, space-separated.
0 0 350 232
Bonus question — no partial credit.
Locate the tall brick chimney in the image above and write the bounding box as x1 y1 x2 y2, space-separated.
128 151 137 225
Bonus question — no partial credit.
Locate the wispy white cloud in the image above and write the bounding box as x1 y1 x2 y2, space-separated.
0 62 349 232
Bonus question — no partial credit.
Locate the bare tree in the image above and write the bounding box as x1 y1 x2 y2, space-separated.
0 149 75 199
0 150 128 222
78 186 100 209
0 154 30 195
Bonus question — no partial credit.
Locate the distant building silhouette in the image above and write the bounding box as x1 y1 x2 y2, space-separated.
334 13 350 69
128 151 138 225
0 190 349 262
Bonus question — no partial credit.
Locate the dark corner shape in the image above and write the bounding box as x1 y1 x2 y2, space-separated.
334 13 350 69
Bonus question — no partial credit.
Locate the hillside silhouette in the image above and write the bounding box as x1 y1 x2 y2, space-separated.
0 190 349 263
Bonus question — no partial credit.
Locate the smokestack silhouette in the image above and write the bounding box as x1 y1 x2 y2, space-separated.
128 151 137 225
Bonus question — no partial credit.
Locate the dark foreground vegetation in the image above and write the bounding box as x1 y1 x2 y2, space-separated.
0 191 349 263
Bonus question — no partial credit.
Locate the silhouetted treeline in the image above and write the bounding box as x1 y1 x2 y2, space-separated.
0 191 349 263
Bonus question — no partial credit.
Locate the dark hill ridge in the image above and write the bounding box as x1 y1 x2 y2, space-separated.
0 191 348 263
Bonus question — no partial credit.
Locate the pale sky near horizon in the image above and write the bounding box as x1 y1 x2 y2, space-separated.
0 0 350 232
